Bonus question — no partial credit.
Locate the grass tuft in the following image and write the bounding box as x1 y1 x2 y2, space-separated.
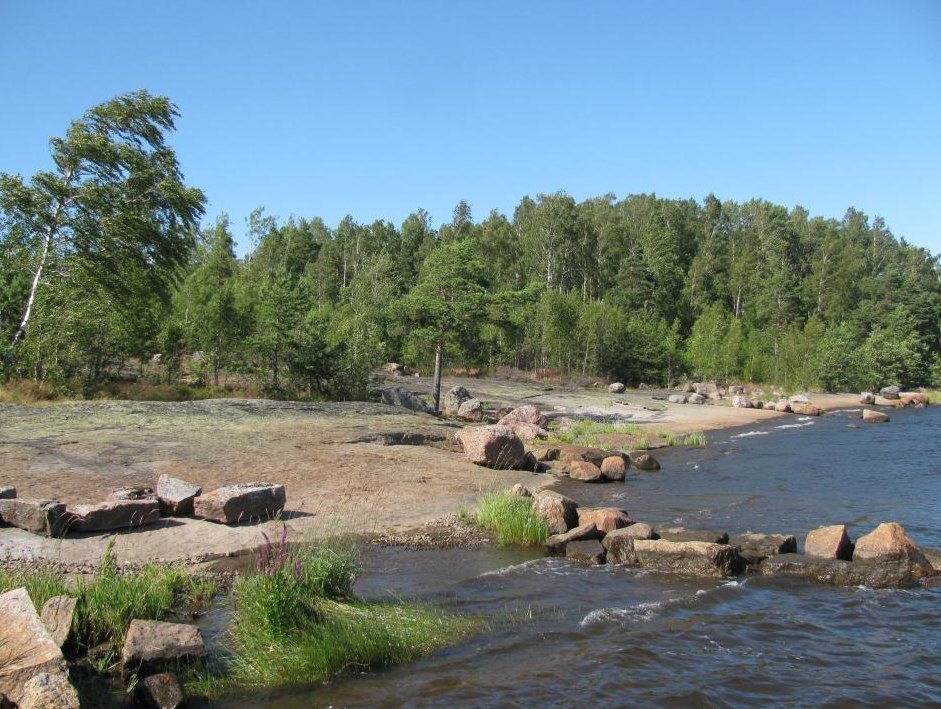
548 419 645 448
475 489 549 546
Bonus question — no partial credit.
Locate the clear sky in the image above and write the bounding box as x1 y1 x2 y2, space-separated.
2 1 940 256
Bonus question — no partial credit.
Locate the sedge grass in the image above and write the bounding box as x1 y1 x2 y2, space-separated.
548 419 645 448
475 489 550 546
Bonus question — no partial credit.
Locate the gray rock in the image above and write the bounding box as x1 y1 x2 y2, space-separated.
379 386 434 414
108 487 156 501
632 539 746 577
455 425 526 469
18 672 80 709
443 386 473 416
620 522 658 540
0 487 16 500
668 394 688 404
656 527 730 545
0 588 68 705
133 672 185 709
879 385 901 400
862 409 889 423
628 451 660 471
531 490 578 534
156 474 202 516
686 393 707 405
804 524 854 560
732 395 753 408
508 483 531 498
545 522 603 553
456 398 484 422
566 539 606 565
728 385 745 395
760 554 933 589
69 499 161 532
39 596 76 648
860 392 876 405
122 620 205 676
193 482 286 524
0 499 68 536
608 382 625 393
729 533 797 559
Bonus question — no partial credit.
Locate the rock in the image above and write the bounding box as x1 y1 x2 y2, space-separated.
109 487 155 501
632 540 746 577
576 507 633 533
500 419 549 442
0 588 68 706
693 381 719 398
657 527 730 544
750 399 764 409
790 402 822 416
729 533 797 558
39 596 76 648
602 529 637 565
0 487 15 499
773 400 792 413
804 525 854 560
70 499 162 532
545 522 603 553
122 620 205 676
443 386 473 415
498 404 548 429
382 362 410 377
531 490 578 534
608 382 625 393
879 385 901 400
456 398 484 422
862 409 889 423
854 522 933 580
686 393 706 405
530 446 560 462
18 672 80 709
680 382 696 393
508 483 532 498
628 451 660 471
156 474 201 516
668 394 688 404
789 394 810 404
728 385 745 395
193 482 286 524
134 672 185 709
0 499 68 537
600 456 627 482
900 392 929 406
565 540 606 565
379 386 434 414
568 461 604 483
860 392 876 405
760 554 931 589
455 425 526 469
732 395 753 408
556 445 612 467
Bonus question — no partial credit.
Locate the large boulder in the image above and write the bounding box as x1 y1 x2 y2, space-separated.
632 540 746 577
576 507 632 533
804 524 853 560
0 588 68 706
156 474 202 516
859 392 876 405
628 451 660 471
608 382 625 393
566 540 606 565
853 522 933 579
862 409 889 423
668 394 688 404
531 490 578 534
773 400 792 413
122 620 205 676
556 445 612 467
760 554 931 589
732 395 753 409
193 482 286 524
499 419 549 442
133 672 185 709
455 425 526 469
18 672 80 709
600 456 627 482
39 596 76 648
545 522 603 553
456 398 484 422
0 499 68 536
69 499 161 532
686 393 707 405
379 386 434 414
879 385 901 400
498 404 548 429
568 460 604 483
443 386 473 416
693 381 719 398
790 402 822 416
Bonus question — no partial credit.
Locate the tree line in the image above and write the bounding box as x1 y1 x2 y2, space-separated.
2 92 940 398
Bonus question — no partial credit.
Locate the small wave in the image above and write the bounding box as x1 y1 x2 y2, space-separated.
832 408 862 414
580 602 667 626
730 430 770 439
796 416 813 421
478 558 550 578
775 421 815 430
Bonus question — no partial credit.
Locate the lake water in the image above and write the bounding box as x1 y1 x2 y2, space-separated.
223 404 941 707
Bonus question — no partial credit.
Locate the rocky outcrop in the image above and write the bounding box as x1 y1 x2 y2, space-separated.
499 419 549 442
379 386 434 414
760 554 932 589
692 381 720 399
122 620 205 676
133 672 185 709
576 507 632 533
19 672 80 709
804 524 853 560
0 588 69 706
39 596 76 648
532 490 578 534
545 522 603 553
565 539 606 565
455 425 526 469
0 499 68 536
853 522 933 579
608 382 625 393
600 456 627 481
156 474 202 516
631 539 746 577
628 452 660 471
862 409 889 423
193 482 286 524
69 499 161 532
568 461 604 483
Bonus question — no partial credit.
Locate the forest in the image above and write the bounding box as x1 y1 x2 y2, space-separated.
2 92 940 399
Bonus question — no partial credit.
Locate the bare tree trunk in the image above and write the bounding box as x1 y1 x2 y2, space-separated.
432 342 442 413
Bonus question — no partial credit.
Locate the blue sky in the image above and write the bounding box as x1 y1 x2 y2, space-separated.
2 1 940 256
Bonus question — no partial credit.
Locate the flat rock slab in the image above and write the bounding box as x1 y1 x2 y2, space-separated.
657 528 729 545
730 533 797 558
40 596 76 648
632 539 746 577
629 452 660 471
545 522 602 553
194 482 286 524
0 499 68 536
69 499 161 532
122 619 205 675
0 588 68 706
566 539 606 565
156 474 202 516
760 554 933 589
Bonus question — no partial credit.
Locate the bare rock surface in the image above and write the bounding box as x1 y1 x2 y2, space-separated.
0 499 68 536
39 596 76 648
69 499 161 532
0 588 68 706
156 474 202 516
194 482 286 524
455 425 526 469
804 524 854 560
18 671 80 709
380 386 434 414
122 619 205 675
632 539 746 577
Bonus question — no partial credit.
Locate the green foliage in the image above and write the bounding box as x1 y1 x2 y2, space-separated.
475 490 550 546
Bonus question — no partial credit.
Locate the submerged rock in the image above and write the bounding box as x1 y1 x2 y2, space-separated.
730 533 797 558
565 539 606 565
628 451 660 471
760 553 932 589
657 528 729 545
862 409 889 423
134 672 185 709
